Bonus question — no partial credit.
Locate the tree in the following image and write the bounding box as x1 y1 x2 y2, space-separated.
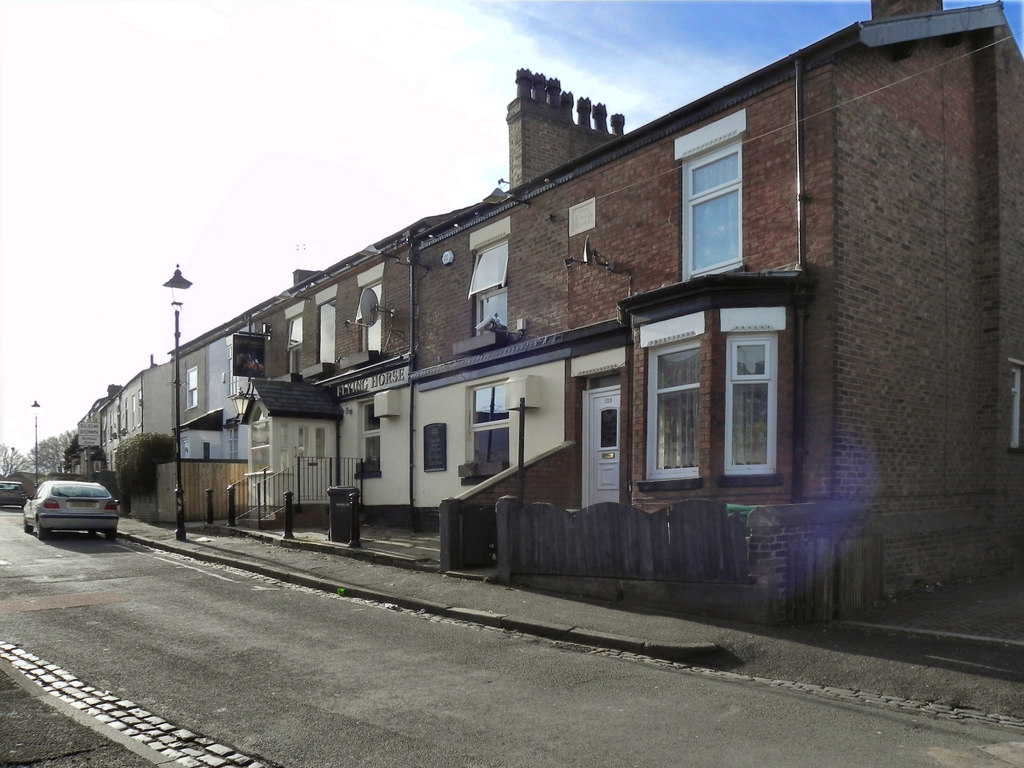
0 444 30 476
30 430 77 475
116 433 175 498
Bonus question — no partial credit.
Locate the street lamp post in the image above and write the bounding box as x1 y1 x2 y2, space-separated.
31 401 40 486
164 265 193 541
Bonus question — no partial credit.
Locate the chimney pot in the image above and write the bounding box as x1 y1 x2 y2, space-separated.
576 97 592 129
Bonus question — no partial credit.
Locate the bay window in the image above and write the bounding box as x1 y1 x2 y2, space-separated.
725 336 777 474
648 343 700 478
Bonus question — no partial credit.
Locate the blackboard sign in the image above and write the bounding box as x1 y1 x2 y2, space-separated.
423 423 447 472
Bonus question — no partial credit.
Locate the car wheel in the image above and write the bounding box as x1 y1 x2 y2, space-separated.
36 520 49 540
24 520 33 534
104 530 116 540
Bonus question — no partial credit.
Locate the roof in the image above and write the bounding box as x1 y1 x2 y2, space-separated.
179 408 225 432
252 379 342 420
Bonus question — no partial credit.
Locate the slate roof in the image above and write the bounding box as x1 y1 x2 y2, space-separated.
252 379 342 420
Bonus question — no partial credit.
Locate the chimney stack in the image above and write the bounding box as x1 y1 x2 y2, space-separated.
870 0 942 19
506 68 625 188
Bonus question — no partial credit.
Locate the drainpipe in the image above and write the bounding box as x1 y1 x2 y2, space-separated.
407 241 420 531
792 58 808 503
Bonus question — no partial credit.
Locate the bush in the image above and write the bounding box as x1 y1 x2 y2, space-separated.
116 433 175 497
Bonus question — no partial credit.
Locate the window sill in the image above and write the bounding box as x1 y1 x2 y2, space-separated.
716 473 783 488
453 331 504 357
636 477 703 492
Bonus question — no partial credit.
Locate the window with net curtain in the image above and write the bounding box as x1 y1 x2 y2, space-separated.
649 343 700 478
726 336 776 473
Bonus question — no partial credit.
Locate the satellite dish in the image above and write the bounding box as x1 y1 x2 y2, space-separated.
583 235 594 264
357 287 380 327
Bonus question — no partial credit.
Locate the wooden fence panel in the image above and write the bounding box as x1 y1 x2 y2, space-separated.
155 460 249 524
503 499 750 584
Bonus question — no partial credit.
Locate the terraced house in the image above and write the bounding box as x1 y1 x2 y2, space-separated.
80 0 1023 622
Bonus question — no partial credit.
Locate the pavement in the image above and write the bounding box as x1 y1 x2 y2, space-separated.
4 515 1024 766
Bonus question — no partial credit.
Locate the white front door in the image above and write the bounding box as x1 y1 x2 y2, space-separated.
583 386 620 507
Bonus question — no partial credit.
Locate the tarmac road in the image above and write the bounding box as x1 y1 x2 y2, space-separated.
2 512 1023 766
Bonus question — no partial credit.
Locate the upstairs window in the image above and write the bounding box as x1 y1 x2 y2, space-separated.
676 110 746 280
469 242 508 334
287 316 303 373
318 300 336 364
684 144 742 277
355 284 383 353
186 366 198 410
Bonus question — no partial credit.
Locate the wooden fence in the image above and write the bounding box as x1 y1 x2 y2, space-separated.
496 498 750 584
145 460 249 524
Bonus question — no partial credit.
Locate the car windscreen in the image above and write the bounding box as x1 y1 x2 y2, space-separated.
51 485 110 498
0 483 21 491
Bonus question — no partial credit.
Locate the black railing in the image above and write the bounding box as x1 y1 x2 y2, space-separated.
240 457 363 527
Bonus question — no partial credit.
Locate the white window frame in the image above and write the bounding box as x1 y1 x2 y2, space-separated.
318 299 336 364
226 425 239 460
186 366 198 410
470 382 510 466
362 401 381 473
287 316 303 373
1011 362 1023 449
647 341 701 480
683 142 742 279
469 242 509 333
725 335 777 474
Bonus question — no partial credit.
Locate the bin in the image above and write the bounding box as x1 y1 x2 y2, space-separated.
327 486 361 546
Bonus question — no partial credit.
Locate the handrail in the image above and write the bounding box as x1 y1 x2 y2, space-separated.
237 457 363 527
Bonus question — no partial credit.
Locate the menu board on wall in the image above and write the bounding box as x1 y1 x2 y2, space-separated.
423 423 447 472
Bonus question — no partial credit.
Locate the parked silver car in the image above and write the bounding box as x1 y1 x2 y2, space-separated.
0 480 26 508
23 480 119 540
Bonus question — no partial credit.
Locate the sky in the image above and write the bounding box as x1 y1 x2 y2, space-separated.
1 0 1021 455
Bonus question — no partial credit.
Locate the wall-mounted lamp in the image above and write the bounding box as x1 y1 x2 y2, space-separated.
228 383 255 422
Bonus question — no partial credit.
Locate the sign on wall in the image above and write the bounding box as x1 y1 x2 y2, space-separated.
423 423 447 472
232 333 267 378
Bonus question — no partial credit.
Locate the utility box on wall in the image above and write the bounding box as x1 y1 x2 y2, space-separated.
506 374 542 409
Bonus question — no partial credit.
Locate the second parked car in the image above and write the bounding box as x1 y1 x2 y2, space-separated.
0 480 27 508
24 480 119 540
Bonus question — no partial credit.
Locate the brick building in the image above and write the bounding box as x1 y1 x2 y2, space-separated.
108 0 1022 613
401 0 1024 596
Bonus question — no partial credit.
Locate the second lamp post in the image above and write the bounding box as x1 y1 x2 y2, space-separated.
164 265 193 541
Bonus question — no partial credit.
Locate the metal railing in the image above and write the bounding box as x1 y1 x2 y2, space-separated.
237 457 363 527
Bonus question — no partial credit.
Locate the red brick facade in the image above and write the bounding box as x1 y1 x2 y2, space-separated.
233 3 1022 598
